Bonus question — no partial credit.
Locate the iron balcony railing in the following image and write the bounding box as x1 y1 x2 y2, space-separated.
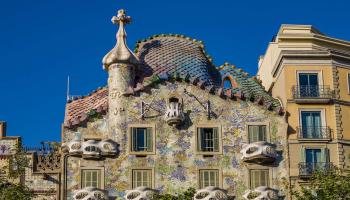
299 162 333 176
292 85 334 99
296 126 331 140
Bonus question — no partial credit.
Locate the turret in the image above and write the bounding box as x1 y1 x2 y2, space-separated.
102 9 139 96
102 9 139 146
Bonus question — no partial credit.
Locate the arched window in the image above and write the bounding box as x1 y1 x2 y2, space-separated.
223 78 233 90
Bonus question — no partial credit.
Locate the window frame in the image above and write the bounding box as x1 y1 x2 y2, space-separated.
128 124 156 155
249 169 270 189
245 122 270 143
197 168 222 189
80 167 104 189
130 168 154 189
195 124 222 155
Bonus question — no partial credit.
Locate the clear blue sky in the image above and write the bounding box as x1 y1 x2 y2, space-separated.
1 0 349 146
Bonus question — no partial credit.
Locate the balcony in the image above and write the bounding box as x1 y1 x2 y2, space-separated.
124 187 158 200
243 186 279 200
194 186 228 200
61 138 118 159
292 85 334 104
299 162 333 178
296 126 331 141
73 187 108 200
240 142 277 164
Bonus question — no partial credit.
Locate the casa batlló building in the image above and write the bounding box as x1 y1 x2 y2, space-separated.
61 9 288 200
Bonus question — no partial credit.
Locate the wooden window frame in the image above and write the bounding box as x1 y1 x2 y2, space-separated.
130 168 155 189
80 167 104 189
197 168 222 189
245 122 270 143
195 124 222 155
128 124 156 155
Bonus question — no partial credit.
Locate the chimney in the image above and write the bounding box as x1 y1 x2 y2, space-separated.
0 121 6 138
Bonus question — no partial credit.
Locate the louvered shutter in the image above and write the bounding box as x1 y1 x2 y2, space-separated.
213 128 219 152
146 128 152 152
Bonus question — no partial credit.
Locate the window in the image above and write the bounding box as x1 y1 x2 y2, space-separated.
130 127 154 153
197 127 219 153
300 147 330 175
199 169 219 188
132 169 152 188
298 73 319 97
300 111 322 138
248 125 267 143
223 78 232 90
81 169 101 188
250 169 269 188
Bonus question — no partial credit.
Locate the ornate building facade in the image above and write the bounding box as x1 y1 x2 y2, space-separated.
61 10 288 200
0 121 61 200
257 24 350 192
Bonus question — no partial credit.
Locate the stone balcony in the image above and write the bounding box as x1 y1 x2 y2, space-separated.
240 141 277 164
291 85 334 104
62 138 118 159
243 186 279 200
194 186 228 200
124 186 158 200
73 187 109 200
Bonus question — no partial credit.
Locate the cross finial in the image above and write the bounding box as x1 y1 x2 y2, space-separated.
111 9 131 25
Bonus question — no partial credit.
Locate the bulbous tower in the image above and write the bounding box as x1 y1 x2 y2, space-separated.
102 9 139 144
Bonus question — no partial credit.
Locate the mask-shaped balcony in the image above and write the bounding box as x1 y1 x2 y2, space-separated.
62 139 118 159
165 96 185 126
240 142 277 164
124 187 158 200
243 186 279 200
73 187 108 200
194 186 228 200
292 85 334 104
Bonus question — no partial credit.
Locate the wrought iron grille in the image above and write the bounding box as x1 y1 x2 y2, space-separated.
296 126 331 139
299 162 333 176
292 85 333 99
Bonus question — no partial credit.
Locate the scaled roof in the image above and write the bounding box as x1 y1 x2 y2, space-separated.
64 35 282 128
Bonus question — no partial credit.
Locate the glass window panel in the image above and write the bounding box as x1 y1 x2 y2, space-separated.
132 169 152 189
249 125 266 143
199 170 219 188
250 170 269 188
131 128 153 152
198 128 219 152
82 170 101 188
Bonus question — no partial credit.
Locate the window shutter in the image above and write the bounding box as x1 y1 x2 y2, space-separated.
300 146 306 163
146 128 152 152
213 128 219 152
199 128 205 151
260 126 267 141
132 128 137 151
250 170 257 188
249 126 259 143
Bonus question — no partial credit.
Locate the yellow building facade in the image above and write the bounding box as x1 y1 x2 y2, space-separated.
257 24 350 191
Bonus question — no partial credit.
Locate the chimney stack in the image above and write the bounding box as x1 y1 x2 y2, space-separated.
0 121 6 138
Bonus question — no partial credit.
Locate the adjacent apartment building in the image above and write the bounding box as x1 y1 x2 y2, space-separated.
61 10 289 200
257 24 350 191
0 121 61 200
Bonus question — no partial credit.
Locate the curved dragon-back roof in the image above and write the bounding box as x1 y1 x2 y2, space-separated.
64 34 283 129
134 34 221 87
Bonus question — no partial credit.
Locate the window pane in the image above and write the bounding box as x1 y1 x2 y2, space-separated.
250 170 269 188
132 170 152 189
249 125 266 143
132 128 153 152
82 170 101 188
198 128 219 152
199 170 219 188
